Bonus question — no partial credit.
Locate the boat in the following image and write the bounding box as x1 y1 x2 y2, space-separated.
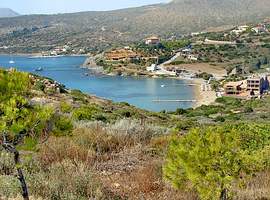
9 60 15 64
161 84 165 88
34 67 43 72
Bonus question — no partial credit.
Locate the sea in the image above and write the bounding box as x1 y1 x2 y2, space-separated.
0 55 196 112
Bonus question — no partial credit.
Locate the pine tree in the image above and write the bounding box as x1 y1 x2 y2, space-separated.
163 123 270 200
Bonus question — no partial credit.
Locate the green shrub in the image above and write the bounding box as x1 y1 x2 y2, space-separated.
18 137 38 151
197 72 213 80
175 119 197 131
72 105 103 121
115 109 133 118
214 116 226 122
34 80 45 91
216 96 242 107
70 89 88 103
175 108 187 115
164 123 270 200
186 105 223 117
244 106 254 113
53 115 73 136
60 101 73 113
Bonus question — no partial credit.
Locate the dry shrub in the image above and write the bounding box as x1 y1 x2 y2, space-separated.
27 160 104 200
0 175 21 199
0 151 15 175
74 119 168 153
233 171 270 200
37 137 94 168
148 135 172 155
131 163 163 194
107 119 167 145
73 126 127 155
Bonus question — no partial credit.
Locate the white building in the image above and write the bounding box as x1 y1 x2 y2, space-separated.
187 54 198 61
230 25 249 35
252 25 268 34
145 36 160 45
147 64 158 72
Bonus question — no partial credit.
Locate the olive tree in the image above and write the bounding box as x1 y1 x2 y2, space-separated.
163 123 270 200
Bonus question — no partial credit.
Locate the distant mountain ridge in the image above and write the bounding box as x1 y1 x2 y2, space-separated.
0 0 270 53
0 8 19 18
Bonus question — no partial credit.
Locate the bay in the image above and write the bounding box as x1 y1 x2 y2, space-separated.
0 55 196 112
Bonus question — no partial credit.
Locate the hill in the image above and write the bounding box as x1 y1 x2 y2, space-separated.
1 68 270 199
0 0 270 53
0 8 19 18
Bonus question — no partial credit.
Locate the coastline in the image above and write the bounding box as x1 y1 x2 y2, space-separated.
0 53 87 57
1 53 216 109
191 78 217 108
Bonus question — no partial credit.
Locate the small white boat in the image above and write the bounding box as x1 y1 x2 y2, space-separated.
34 67 43 72
9 60 15 64
161 84 165 88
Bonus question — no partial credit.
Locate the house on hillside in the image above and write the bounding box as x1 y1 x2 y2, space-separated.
187 54 198 61
146 64 158 72
230 25 249 35
246 77 265 94
145 36 160 45
223 75 270 98
252 24 268 34
224 81 247 96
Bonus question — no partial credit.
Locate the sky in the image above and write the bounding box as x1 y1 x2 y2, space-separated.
0 0 169 15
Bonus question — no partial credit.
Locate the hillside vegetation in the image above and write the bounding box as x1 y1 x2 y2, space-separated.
1 0 270 53
1 69 270 199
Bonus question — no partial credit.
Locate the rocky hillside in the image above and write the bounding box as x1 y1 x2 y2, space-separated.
0 8 19 18
0 0 270 53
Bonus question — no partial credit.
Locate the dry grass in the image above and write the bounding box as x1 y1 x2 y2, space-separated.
37 137 93 168
233 171 270 200
27 160 104 200
4 119 270 199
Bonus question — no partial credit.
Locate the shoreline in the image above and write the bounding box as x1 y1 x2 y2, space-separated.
191 78 217 108
0 53 87 57
0 54 216 109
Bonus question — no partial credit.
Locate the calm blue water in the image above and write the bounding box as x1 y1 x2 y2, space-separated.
0 55 195 111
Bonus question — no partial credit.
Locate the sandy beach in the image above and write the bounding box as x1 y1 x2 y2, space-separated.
190 78 217 108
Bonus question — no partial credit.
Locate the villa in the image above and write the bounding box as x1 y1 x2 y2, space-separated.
230 25 249 35
252 24 268 34
246 77 265 94
223 75 270 98
145 36 160 45
224 81 247 96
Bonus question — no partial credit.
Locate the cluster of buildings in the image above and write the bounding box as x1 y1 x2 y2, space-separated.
251 24 269 34
43 45 86 56
223 75 270 99
178 46 199 61
230 23 269 36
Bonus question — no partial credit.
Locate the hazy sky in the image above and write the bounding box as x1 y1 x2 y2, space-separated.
1 0 169 15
